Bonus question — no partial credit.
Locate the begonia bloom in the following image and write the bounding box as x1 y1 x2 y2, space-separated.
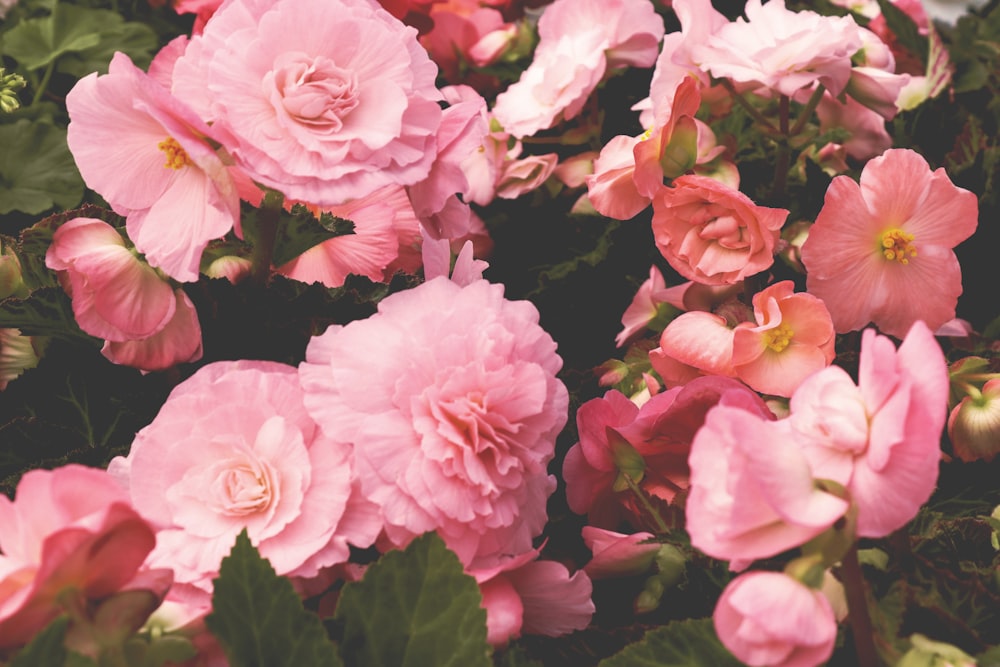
299 276 567 566
801 149 978 338
732 281 836 397
651 175 787 285
66 53 240 283
101 288 204 372
714 571 838 667
108 360 380 599
648 311 738 387
789 321 949 538
582 527 659 579
172 0 444 207
0 465 166 650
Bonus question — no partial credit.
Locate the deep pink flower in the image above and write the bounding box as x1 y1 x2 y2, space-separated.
651 175 787 285
299 277 567 565
801 149 978 337
172 0 444 207
108 360 380 598
0 465 166 650
66 53 240 283
714 571 838 667
789 321 949 537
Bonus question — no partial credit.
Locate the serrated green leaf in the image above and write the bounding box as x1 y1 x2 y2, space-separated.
205 531 342 667
9 616 71 667
597 619 745 667
0 120 84 215
271 204 355 268
0 286 95 341
335 532 492 667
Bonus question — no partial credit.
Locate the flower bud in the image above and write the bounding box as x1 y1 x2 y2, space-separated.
947 378 1000 463
0 328 42 390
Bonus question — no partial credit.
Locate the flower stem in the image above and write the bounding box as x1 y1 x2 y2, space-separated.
623 473 671 535
788 84 827 139
249 190 283 285
719 78 780 136
839 542 880 667
31 61 55 107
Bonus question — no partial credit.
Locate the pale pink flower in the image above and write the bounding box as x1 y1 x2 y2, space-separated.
586 134 649 221
109 360 381 598
801 149 978 338
651 175 787 285
495 153 558 199
648 311 738 387
732 281 836 398
616 265 674 348
685 390 848 564
172 0 444 207
789 322 949 538
66 53 240 283
693 0 864 97
0 465 167 650
714 571 838 667
421 2 514 83
815 93 892 161
299 277 567 565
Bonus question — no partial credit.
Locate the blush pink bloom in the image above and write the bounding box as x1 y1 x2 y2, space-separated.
649 311 738 387
685 389 849 564
651 175 787 285
714 571 838 667
788 321 949 538
172 0 443 207
582 527 659 579
0 465 166 650
66 53 240 283
299 277 567 566
731 281 836 398
108 360 381 599
693 0 864 97
101 288 204 372
616 265 674 348
495 153 559 200
801 149 978 338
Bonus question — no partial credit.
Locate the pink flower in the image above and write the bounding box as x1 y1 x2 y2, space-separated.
789 322 949 538
714 571 838 667
582 527 659 579
801 149 978 338
172 0 444 207
651 175 787 285
731 281 836 397
685 390 848 564
495 153 558 199
299 277 567 566
101 289 204 372
108 360 381 598
66 53 240 283
693 0 864 97
0 465 166 650
649 311 738 387
615 265 674 348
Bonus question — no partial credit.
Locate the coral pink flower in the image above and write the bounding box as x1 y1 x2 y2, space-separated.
801 149 978 338
714 571 838 667
693 0 864 97
66 53 240 283
108 360 381 599
299 277 567 566
0 465 167 650
648 311 738 387
732 281 836 397
172 0 444 207
615 265 674 348
651 175 787 285
685 390 848 564
789 321 949 538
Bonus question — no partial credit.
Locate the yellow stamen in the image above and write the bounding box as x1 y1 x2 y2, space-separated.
158 137 191 170
880 228 917 265
764 323 794 353
639 127 654 141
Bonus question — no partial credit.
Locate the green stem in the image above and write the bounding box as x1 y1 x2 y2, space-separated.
838 542 880 667
622 473 671 535
249 190 283 285
788 84 827 139
31 61 56 107
719 78 780 136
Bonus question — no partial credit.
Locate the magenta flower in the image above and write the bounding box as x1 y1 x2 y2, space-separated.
801 148 978 338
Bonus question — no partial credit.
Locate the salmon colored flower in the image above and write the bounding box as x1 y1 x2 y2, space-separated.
801 149 978 338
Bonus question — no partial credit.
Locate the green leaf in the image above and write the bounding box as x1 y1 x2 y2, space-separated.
0 120 84 215
335 532 492 667
271 204 355 268
0 4 104 70
56 20 158 77
0 286 95 341
9 616 69 667
876 0 929 63
597 619 745 667
205 531 342 667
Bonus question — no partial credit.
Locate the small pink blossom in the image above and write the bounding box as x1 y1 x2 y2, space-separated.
815 93 893 161
648 311 737 387
495 153 558 199
616 265 674 348
801 148 978 338
66 53 240 283
651 175 787 285
0 465 167 650
299 277 567 566
714 571 838 667
582 527 659 579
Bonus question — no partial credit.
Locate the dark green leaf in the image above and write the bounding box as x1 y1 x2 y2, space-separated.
0 120 84 215
876 0 929 63
0 4 104 70
335 532 492 667
205 531 342 667
0 286 95 341
8 616 77 667
597 619 745 667
271 204 355 268
57 20 158 77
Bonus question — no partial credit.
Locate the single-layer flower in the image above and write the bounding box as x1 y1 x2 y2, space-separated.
299 276 567 565
801 149 978 337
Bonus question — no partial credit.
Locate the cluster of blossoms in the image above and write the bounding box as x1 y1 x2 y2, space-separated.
0 0 993 664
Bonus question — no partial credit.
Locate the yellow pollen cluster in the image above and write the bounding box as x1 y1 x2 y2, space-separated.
639 127 654 141
881 228 917 264
157 137 191 170
764 323 794 353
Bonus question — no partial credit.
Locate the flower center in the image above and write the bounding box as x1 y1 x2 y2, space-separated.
213 461 273 516
764 323 794 352
272 53 359 133
158 137 190 170
880 228 917 264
